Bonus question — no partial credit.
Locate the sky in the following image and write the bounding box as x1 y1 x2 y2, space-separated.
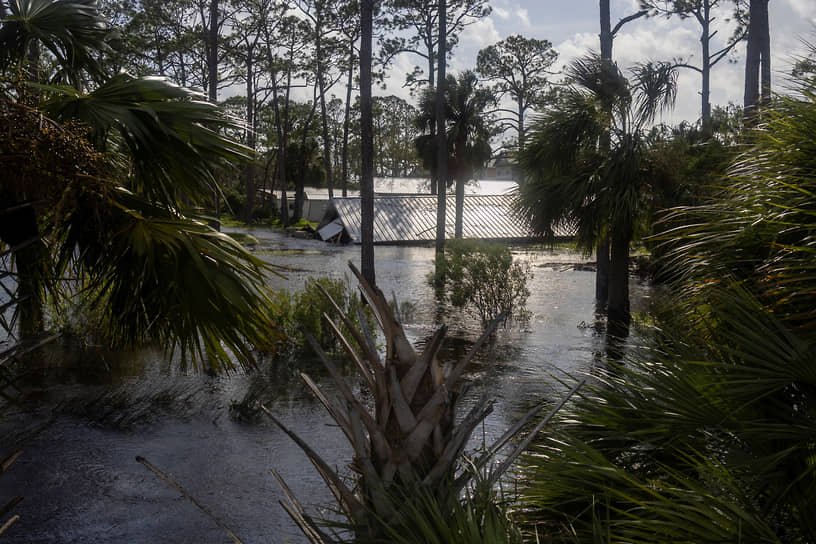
378 0 816 126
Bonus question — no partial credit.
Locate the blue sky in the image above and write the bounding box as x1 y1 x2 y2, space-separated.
380 0 816 125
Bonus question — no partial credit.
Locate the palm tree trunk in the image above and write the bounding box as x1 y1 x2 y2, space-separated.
16 241 48 339
454 175 465 238
454 141 466 238
607 234 630 330
0 203 46 339
596 238 610 307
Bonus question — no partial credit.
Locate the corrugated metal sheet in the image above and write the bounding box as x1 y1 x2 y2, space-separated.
331 194 565 244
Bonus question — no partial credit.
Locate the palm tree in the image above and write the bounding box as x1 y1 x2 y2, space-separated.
515 62 816 542
515 54 676 327
0 0 277 369
416 71 493 238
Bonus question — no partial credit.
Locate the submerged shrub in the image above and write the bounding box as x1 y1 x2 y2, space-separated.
272 276 375 356
434 239 531 326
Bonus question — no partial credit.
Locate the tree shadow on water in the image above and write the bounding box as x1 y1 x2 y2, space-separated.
590 302 631 378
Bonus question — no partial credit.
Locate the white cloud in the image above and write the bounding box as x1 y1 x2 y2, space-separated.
785 0 816 22
377 1 816 124
493 7 510 20
459 16 502 53
516 7 531 28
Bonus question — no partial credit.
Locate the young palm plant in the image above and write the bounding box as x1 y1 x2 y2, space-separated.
264 262 580 543
515 54 677 327
514 61 816 543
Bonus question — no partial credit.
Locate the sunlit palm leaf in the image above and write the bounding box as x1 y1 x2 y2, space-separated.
55 187 280 370
0 0 110 85
43 73 253 208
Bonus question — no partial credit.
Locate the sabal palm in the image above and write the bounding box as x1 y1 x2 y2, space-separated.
0 0 110 87
515 54 676 325
416 71 493 238
515 66 816 542
0 0 276 369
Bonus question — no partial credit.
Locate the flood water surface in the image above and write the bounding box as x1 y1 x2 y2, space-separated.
0 228 651 543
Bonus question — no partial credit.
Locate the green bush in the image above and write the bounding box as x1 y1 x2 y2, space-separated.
272 276 375 356
223 185 245 215
434 239 531 326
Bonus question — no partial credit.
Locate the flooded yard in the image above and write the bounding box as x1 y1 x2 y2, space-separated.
0 228 652 543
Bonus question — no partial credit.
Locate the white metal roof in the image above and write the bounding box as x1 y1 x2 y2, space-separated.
329 194 550 244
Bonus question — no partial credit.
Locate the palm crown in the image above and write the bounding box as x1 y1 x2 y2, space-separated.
0 0 276 370
515 54 676 323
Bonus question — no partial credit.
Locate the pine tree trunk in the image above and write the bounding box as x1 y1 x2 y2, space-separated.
316 5 334 199
700 1 712 124
434 0 448 266
360 0 375 286
758 0 771 106
599 0 613 60
744 0 771 119
342 48 353 198
207 0 219 102
243 58 255 223
597 0 612 310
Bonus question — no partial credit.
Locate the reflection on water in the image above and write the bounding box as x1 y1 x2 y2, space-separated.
0 228 651 544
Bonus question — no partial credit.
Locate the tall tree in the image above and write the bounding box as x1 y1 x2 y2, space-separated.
359 0 375 285
743 0 770 118
433 0 447 264
641 0 747 124
372 95 421 176
516 55 678 327
476 34 558 150
264 15 309 228
380 0 490 90
416 72 493 238
296 0 345 199
596 0 647 308
226 0 274 222
334 0 361 197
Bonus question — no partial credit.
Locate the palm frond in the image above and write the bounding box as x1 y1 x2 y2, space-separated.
43 73 253 208
57 188 280 370
0 0 110 84
630 61 678 126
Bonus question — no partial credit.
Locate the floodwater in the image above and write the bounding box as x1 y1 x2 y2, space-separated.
0 228 652 544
